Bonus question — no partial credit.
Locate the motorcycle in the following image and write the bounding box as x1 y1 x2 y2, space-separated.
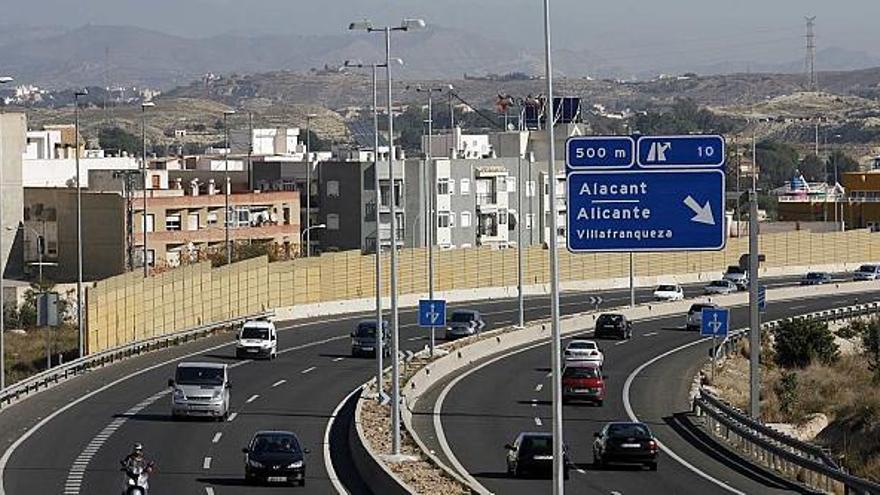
120 461 154 495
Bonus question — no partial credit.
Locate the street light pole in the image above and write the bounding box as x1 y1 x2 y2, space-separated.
304 114 317 257
350 17 425 457
141 102 154 277
300 224 327 247
74 89 87 359
223 110 235 265
517 150 525 328
541 0 564 492
0 75 12 389
749 129 761 419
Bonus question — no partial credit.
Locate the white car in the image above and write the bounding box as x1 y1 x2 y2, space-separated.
703 279 737 295
686 302 719 331
235 318 277 359
653 284 684 301
564 340 604 367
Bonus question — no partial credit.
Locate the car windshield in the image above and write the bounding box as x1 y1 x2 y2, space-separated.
806 272 824 279
176 367 224 386
598 314 622 324
252 434 301 454
608 424 652 439
709 281 729 287
564 366 599 379
858 265 877 272
521 436 552 455
656 285 677 292
355 323 377 338
450 312 475 323
241 326 269 339
726 266 744 274
690 304 714 313
568 341 596 350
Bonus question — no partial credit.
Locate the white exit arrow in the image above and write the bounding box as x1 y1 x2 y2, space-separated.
683 196 715 225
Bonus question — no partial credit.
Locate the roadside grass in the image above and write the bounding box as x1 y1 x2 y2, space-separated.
3 325 79 385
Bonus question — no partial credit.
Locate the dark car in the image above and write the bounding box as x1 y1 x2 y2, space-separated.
595 313 632 340
445 310 486 339
350 320 390 357
505 432 570 479
592 422 658 470
562 362 606 405
801 272 832 285
243 430 309 486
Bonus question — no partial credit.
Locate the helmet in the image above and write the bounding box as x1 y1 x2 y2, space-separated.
133 442 144 453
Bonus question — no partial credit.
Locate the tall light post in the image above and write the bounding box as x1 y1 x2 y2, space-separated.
304 113 318 257
345 58 401 401
141 101 155 277
749 124 760 419
349 16 425 457
0 74 12 389
300 223 326 251
223 109 235 265
74 89 88 359
540 0 564 492
410 84 449 355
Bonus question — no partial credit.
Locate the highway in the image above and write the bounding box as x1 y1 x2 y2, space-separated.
434 288 880 495
0 272 851 494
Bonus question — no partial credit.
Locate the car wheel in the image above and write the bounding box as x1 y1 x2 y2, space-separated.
593 452 602 467
596 399 604 407
299 479 306 487
564 467 570 480
648 461 658 471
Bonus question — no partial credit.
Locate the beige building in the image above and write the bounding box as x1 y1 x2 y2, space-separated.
133 189 301 268
1 113 27 278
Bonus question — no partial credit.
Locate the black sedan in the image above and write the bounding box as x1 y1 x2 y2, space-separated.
801 272 832 285
243 430 309 486
505 432 570 479
594 313 632 340
593 422 658 470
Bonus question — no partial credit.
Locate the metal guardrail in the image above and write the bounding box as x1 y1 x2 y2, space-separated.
0 311 273 410
697 302 880 495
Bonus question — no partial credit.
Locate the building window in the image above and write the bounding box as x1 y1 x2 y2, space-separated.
437 178 450 195
438 211 450 228
207 212 218 226
497 177 507 193
327 180 340 198
236 207 250 226
507 177 517 193
188 213 199 231
460 178 471 195
526 180 536 197
165 214 181 231
282 180 295 191
499 209 508 225
449 179 456 195
526 214 534 230
449 212 456 228
327 213 340 230
142 214 155 232
461 211 472 228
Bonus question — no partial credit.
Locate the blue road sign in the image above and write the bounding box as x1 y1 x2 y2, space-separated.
758 284 767 312
701 308 730 338
566 169 725 252
566 136 635 169
418 299 447 327
637 135 725 168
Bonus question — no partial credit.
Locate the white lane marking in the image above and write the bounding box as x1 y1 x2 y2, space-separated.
211 432 223 444
205 487 215 495
203 457 212 470
271 379 287 388
246 394 259 404
546 372 552 378
531 399 538 408
534 417 543 426
534 383 543 392
577 468 588 475
332 357 345 362
789 304 808 310
643 332 658 337
324 387 361 495
301 366 317 374
227 412 239 423
407 336 423 342
615 340 628 346
623 336 747 495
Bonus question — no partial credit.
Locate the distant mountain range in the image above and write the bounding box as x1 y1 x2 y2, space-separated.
1 24 879 89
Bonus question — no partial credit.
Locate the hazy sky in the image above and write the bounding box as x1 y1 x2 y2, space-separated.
2 0 878 63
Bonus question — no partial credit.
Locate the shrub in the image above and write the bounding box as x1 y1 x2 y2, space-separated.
775 370 800 420
862 318 880 382
837 319 866 340
773 318 839 368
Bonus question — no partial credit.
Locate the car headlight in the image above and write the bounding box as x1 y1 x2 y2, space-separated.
173 388 186 400
212 389 223 400
287 460 303 469
248 459 264 468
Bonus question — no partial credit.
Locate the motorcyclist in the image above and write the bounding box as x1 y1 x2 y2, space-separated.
121 442 150 471
120 442 154 493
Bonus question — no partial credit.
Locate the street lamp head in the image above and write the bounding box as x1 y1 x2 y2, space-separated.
400 18 426 31
141 101 156 109
349 19 373 31
316 223 327 229
75 89 88 97
390 57 404 66
0 76 13 84
223 109 236 116
344 59 364 68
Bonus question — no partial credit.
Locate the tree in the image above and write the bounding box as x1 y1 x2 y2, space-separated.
827 150 859 183
98 127 140 155
798 153 825 182
862 317 880 382
773 318 839 368
753 140 799 192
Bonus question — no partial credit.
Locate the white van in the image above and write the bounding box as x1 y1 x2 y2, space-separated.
854 264 880 281
236 318 277 359
169 362 230 420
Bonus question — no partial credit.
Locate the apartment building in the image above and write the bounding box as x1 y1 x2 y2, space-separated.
778 170 880 231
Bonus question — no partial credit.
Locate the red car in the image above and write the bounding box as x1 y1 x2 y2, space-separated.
562 361 605 405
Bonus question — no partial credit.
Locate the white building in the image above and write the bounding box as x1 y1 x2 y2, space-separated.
421 127 494 159
23 128 140 188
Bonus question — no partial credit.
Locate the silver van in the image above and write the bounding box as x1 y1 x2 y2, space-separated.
854 264 880 281
169 362 230 420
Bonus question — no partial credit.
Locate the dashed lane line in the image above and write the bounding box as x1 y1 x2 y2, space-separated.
332 357 345 362
301 366 317 374
211 432 223 444
271 379 287 388
203 457 212 470
534 417 543 427
227 412 239 423
246 394 259 404
643 332 658 337
205 487 215 495
535 383 543 392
